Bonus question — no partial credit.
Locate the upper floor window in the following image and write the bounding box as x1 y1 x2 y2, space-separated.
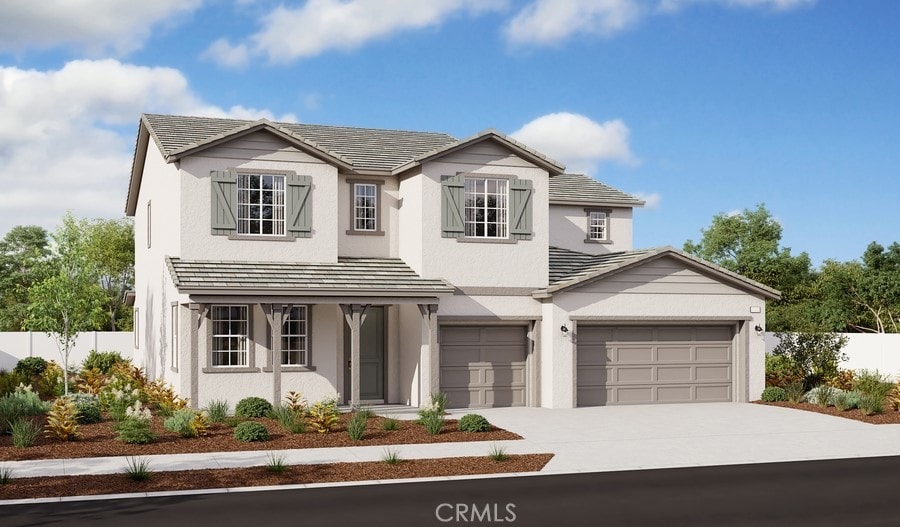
464 177 508 238
585 208 612 243
237 174 285 236
354 183 377 231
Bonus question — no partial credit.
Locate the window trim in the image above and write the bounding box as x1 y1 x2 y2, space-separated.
203 305 260 373
346 178 385 236
584 207 613 244
463 175 510 240
146 201 152 249
170 302 179 372
235 170 287 238
133 307 139 349
265 305 316 372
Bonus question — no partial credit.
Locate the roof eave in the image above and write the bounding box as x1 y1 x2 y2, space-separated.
175 287 455 297
399 131 566 175
549 199 646 208
124 121 151 216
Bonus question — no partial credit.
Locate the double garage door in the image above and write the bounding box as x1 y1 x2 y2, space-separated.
439 325 527 408
577 325 734 406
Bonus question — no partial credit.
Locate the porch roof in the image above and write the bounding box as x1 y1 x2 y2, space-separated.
166 256 454 297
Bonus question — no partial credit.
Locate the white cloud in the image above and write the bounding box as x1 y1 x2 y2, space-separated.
505 0 644 45
0 59 292 237
0 0 203 55
506 0 816 45
205 0 507 66
634 192 662 209
510 112 638 175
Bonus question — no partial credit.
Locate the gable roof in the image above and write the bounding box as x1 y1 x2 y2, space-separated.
166 256 454 297
541 246 780 300
549 173 645 206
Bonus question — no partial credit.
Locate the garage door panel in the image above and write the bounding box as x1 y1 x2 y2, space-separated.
485 366 525 385
445 388 484 408
577 325 734 406
657 346 692 362
441 327 482 344
440 325 527 409
482 326 527 344
441 367 481 387
439 346 482 365
480 345 526 363
487 387 525 407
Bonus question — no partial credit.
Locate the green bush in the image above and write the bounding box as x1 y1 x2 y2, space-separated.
9 418 42 448
116 417 157 444
164 409 199 438
204 399 230 423
0 384 50 433
771 332 848 390
233 421 270 442
0 370 28 397
859 394 885 416
805 385 838 407
833 390 861 411
270 405 306 434
380 417 401 431
784 382 806 404
13 357 47 378
69 393 102 424
760 387 787 403
420 412 444 435
347 412 367 441
458 414 492 432
235 396 273 418
81 350 128 375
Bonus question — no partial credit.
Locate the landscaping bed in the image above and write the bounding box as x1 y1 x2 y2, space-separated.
0 454 553 500
0 413 521 462
755 401 900 425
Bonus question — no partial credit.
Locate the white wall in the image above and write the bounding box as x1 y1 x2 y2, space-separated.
337 174 399 258
0 332 134 371
765 332 900 381
549 205 633 255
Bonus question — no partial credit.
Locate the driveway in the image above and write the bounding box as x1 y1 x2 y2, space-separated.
445 403 900 474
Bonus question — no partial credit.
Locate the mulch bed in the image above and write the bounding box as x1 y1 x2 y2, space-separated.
755 401 900 424
0 414 521 462
0 454 553 500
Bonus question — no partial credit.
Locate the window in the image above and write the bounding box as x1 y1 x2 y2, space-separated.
211 306 248 367
237 174 285 236
464 177 508 238
589 211 607 241
281 306 308 366
354 183 377 231
170 303 178 371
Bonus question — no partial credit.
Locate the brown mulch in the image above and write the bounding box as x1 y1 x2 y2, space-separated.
0 454 553 500
755 401 900 425
0 414 520 462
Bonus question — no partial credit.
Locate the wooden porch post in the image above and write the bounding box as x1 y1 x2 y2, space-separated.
340 304 369 409
265 304 286 406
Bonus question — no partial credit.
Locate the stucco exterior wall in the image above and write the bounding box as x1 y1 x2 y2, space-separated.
549 205 633 254
397 174 424 276
177 138 340 263
397 304 423 406
337 175 399 257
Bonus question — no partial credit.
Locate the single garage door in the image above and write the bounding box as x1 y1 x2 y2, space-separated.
440 326 527 408
577 325 733 405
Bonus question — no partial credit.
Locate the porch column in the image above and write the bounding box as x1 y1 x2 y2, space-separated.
417 304 439 405
340 304 370 409
188 303 208 410
265 304 286 406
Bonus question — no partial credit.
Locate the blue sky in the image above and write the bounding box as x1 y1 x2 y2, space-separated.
0 0 896 265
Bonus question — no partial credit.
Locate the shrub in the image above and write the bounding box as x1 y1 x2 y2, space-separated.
854 370 894 397
164 409 202 438
771 332 848 390
116 417 157 444
0 384 50 433
233 421 269 442
380 417 401 431
82 350 128 375
307 401 340 433
36 361 64 397
45 397 80 441
381 448 402 465
105 384 141 422
13 357 47 378
76 367 106 396
235 396 273 418
859 394 885 416
827 370 856 391
420 411 445 435
833 391 860 411
69 393 102 424
760 387 787 403
10 418 42 448
765 353 802 388
224 416 243 428
784 382 806 404
488 444 510 462
122 457 153 481
265 453 287 474
145 380 187 417
458 414 492 432
890 384 900 412
805 385 838 407
284 391 308 415
0 370 27 397
204 399 230 423
271 405 306 434
347 412 367 441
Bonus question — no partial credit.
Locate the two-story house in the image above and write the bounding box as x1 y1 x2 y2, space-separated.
125 114 779 410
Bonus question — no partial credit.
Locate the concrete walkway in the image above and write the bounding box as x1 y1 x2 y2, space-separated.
4 403 900 480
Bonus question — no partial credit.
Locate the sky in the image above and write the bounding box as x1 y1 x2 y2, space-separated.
0 0 897 266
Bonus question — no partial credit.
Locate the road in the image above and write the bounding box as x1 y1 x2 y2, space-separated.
5 455 900 527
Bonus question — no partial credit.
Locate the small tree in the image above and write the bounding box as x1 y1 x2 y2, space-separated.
771 331 848 390
25 214 105 394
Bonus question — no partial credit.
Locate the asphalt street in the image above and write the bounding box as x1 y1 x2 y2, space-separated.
5 455 900 527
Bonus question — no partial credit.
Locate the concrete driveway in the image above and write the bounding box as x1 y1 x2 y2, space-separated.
446 403 900 474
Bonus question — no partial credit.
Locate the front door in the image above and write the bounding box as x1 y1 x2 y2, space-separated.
344 306 385 403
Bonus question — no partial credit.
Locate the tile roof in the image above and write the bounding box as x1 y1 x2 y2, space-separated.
545 246 780 299
549 174 645 206
166 256 454 296
143 114 458 172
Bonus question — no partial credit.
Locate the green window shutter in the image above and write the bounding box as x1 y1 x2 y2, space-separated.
441 175 465 238
286 174 313 238
210 170 237 235
510 179 533 240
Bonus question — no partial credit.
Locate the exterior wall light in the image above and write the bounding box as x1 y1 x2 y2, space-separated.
560 324 569 335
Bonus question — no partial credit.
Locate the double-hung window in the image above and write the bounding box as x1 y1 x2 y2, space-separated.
588 211 607 241
237 174 285 236
354 183 377 232
281 306 308 366
464 177 508 238
211 306 248 367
